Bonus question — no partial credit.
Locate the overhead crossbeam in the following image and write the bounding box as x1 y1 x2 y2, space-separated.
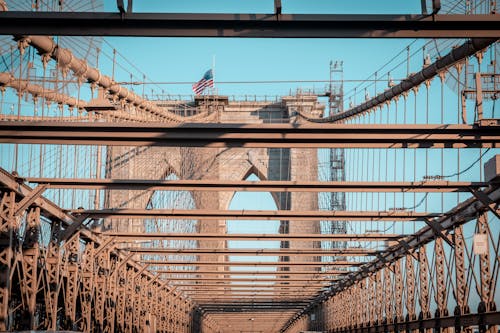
68 208 440 221
106 232 404 241
156 270 353 275
0 12 499 37
129 248 376 256
173 283 330 288
25 178 492 193
160 277 342 282
1 121 499 148
139 260 363 267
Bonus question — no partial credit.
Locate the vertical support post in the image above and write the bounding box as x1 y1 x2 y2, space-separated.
132 275 142 331
124 268 134 333
20 207 41 330
434 237 449 333
375 270 383 326
114 263 127 333
405 254 416 332
80 242 95 333
418 246 431 333
63 232 80 330
384 265 394 328
476 212 496 333
45 220 62 330
0 192 16 331
94 246 110 332
475 72 484 120
394 261 404 331
454 225 470 333
104 255 118 333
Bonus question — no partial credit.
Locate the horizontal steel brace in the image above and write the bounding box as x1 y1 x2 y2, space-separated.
25 178 492 193
0 12 499 37
161 277 341 282
125 248 376 255
106 231 403 241
69 208 440 221
1 121 499 148
156 270 351 275
177 286 325 289
174 283 329 287
139 260 362 266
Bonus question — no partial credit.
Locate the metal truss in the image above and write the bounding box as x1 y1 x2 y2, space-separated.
0 169 196 332
1 121 499 148
25 178 493 192
282 187 500 332
67 208 442 221
0 12 499 38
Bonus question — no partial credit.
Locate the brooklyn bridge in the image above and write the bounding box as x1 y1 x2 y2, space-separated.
0 0 499 332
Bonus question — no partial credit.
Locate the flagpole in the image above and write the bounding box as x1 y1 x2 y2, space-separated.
212 54 216 95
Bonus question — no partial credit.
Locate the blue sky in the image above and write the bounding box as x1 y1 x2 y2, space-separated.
100 0 424 98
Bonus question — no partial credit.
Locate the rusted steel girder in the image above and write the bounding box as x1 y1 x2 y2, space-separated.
68 208 439 221
157 270 351 275
139 260 362 266
0 12 499 38
105 231 404 241
281 186 500 332
0 167 196 331
26 178 492 192
1 121 499 148
125 248 376 256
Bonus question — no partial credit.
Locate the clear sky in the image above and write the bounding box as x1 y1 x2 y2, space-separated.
99 0 423 99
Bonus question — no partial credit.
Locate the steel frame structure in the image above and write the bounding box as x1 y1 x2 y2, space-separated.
0 4 499 333
0 168 196 332
1 165 499 332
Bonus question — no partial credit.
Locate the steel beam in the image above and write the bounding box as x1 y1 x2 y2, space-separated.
157 270 352 275
161 277 341 282
1 121 499 148
107 232 404 241
0 12 499 37
26 178 492 192
69 208 439 221
128 248 377 255
175 285 329 290
139 260 362 266
176 286 325 290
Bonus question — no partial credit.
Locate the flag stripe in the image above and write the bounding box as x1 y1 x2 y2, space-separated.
192 70 214 95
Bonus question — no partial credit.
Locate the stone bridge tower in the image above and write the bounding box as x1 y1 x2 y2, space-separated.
104 95 325 268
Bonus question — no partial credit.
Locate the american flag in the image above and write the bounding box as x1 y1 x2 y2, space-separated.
192 69 214 95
